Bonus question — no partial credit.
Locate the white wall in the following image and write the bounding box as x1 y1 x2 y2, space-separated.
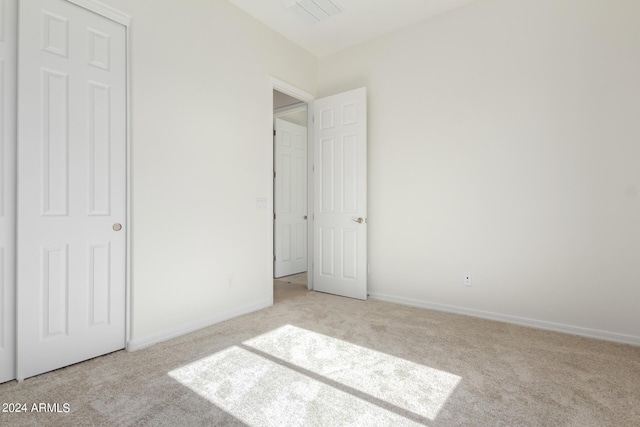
98 0 317 345
275 108 308 127
318 0 640 340
273 90 303 109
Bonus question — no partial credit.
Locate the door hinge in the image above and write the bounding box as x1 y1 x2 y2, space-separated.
273 129 276 136
274 255 276 261
273 171 276 179
274 212 276 220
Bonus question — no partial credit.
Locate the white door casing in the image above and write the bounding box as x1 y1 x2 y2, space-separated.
313 88 367 300
17 0 127 380
0 0 17 384
274 118 308 278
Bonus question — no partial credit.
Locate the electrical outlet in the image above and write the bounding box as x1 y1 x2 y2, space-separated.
256 197 267 210
464 275 472 287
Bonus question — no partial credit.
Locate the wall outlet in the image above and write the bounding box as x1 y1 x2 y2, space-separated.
464 275 472 287
256 197 267 210
228 274 235 288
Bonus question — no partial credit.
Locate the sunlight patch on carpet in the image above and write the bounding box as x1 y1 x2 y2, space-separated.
244 325 460 421
169 325 461 425
169 346 426 426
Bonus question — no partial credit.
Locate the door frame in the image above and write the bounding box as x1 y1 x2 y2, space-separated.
270 77 315 291
1 0 18 384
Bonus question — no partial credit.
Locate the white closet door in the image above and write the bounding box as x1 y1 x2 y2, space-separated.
274 118 308 278
17 0 127 381
0 0 17 384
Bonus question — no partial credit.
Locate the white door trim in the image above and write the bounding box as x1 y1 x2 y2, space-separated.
274 103 306 117
64 0 133 352
0 0 18 384
270 77 315 291
66 0 131 26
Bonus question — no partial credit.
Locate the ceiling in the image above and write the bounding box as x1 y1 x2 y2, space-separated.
226 0 478 57
274 90 304 109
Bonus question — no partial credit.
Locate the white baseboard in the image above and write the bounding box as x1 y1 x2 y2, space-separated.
369 292 640 347
126 299 272 352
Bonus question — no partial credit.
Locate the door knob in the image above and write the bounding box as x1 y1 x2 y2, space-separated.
113 223 122 231
352 217 364 224
304 215 308 220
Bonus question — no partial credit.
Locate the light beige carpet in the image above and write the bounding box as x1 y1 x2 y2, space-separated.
273 273 308 304
274 272 307 286
1 284 638 426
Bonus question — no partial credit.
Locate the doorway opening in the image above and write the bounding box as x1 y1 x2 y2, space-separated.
270 79 368 303
273 89 309 302
274 273 309 304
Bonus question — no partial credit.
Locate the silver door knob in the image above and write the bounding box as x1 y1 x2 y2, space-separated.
352 217 364 224
113 223 122 231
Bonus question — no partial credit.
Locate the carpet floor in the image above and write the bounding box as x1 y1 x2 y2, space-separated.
274 272 308 286
0 283 638 426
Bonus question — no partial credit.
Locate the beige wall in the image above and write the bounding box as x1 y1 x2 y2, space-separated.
273 90 303 110
318 0 640 338
276 109 308 127
96 0 640 345
99 0 317 345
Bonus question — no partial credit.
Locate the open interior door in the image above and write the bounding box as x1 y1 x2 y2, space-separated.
313 88 367 300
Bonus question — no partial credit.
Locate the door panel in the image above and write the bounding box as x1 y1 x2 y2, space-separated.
0 0 17 384
17 0 126 381
274 118 308 278
313 88 367 300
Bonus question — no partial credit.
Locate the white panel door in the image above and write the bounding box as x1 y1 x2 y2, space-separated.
313 88 367 300
274 118 308 278
17 0 126 381
0 0 17 384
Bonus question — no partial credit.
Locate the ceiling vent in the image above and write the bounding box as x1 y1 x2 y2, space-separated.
284 0 342 24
